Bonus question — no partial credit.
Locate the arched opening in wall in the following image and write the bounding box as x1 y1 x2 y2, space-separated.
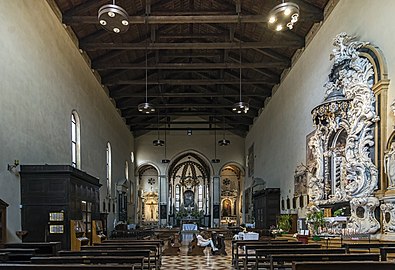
327 129 347 198
220 164 244 226
71 110 81 169
359 45 389 192
167 152 210 227
137 164 159 226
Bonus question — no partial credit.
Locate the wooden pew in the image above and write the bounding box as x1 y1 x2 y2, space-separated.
0 264 140 270
342 243 395 253
379 246 395 261
0 248 38 263
292 261 395 270
235 243 320 270
30 256 145 270
5 242 61 256
0 252 9 262
58 249 152 269
269 253 380 270
94 240 163 265
81 245 158 269
251 248 347 270
232 239 301 268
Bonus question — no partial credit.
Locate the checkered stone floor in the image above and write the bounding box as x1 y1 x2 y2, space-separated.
161 241 234 270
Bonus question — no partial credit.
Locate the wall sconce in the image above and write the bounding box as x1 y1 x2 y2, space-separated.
7 160 20 175
187 129 192 136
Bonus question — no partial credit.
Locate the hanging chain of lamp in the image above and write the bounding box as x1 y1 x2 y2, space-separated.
98 0 129 33
218 117 230 146
153 111 165 146
267 0 299 31
138 16 155 114
212 129 220 163
232 12 249 114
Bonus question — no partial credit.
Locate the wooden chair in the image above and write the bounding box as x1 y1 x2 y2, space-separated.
187 234 205 256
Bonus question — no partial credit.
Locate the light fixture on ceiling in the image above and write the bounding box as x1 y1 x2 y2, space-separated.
233 15 249 114
138 24 155 114
98 0 129 34
218 117 230 146
211 130 220 163
153 112 164 146
267 1 299 31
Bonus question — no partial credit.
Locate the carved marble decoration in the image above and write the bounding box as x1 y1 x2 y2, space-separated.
384 143 395 189
390 99 395 116
381 200 395 233
308 33 380 234
347 197 380 234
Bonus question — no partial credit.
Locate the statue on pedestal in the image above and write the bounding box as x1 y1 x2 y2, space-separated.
384 142 395 189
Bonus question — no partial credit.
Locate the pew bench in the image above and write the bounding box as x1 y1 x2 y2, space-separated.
30 255 145 270
380 246 395 261
342 243 395 253
269 253 380 270
292 261 395 270
58 249 152 269
235 243 321 270
80 245 158 269
0 264 141 270
232 240 304 269
250 248 346 270
5 242 61 256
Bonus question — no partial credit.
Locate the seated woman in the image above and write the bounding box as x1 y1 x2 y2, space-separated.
196 232 218 251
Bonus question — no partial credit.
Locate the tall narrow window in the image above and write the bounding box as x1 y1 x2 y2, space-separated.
125 161 129 181
106 142 112 197
175 184 180 212
71 111 80 169
198 185 203 211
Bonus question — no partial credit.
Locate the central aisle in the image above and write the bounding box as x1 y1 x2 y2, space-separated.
161 240 234 270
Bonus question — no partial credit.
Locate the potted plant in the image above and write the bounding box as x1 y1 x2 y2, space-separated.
306 208 325 239
277 214 292 233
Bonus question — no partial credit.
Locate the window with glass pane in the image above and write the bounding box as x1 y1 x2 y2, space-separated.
198 185 203 211
71 113 77 167
175 184 180 211
106 142 112 196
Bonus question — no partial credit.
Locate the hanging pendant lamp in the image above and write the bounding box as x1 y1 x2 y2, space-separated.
218 117 230 146
267 0 299 31
98 0 129 34
153 113 164 146
233 14 249 114
161 127 170 163
138 21 155 114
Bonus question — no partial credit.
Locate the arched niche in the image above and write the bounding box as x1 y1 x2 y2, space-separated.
137 164 160 225
219 163 245 226
167 152 211 226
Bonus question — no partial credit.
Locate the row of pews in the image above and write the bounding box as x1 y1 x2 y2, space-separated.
0 239 163 270
232 238 395 270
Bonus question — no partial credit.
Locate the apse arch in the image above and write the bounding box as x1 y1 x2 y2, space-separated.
166 149 214 177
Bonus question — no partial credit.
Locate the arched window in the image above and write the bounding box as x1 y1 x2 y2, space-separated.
175 184 180 211
125 161 129 181
106 142 112 197
71 111 80 169
198 185 203 211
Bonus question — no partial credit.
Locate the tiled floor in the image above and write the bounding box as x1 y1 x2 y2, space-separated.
162 241 234 270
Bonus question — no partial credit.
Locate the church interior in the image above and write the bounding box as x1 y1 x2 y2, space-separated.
2 0 395 269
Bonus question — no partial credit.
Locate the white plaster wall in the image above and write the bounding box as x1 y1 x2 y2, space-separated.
0 1 134 242
246 0 394 203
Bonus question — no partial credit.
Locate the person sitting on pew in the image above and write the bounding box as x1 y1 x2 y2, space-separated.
196 232 218 251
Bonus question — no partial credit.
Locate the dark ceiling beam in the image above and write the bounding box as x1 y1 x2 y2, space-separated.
149 10 235 16
81 40 303 51
105 79 276 86
111 90 268 98
63 0 108 16
127 119 252 126
158 33 227 40
64 14 286 25
94 61 288 70
129 127 246 131
122 110 256 118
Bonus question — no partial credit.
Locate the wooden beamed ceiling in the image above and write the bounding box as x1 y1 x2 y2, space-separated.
53 0 329 137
